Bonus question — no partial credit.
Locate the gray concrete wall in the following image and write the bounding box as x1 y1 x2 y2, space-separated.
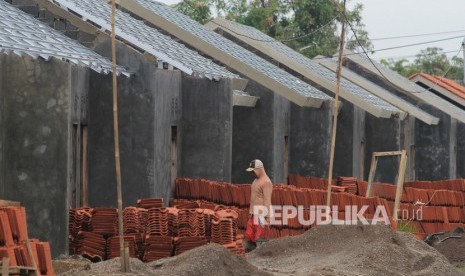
180 75 233 182
364 115 401 183
345 60 455 181
414 104 453 180
154 69 182 203
333 100 356 178
231 81 290 184
87 39 161 208
457 122 465 178
0 54 74 257
290 101 333 178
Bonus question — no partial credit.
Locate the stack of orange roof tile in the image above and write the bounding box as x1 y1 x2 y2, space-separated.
167 208 179 237
211 209 238 245
223 239 246 257
173 236 207 255
143 236 173 262
0 206 54 275
35 242 55 275
337 177 358 194
137 198 164 209
0 209 15 247
1 207 28 243
0 247 17 266
74 231 106 262
147 208 169 237
121 207 147 234
106 234 144 259
177 209 205 237
91 208 117 237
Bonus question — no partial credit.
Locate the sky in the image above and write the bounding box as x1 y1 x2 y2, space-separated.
156 0 465 62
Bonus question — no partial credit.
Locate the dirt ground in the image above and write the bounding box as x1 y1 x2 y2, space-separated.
55 225 464 276
248 224 464 276
57 244 270 276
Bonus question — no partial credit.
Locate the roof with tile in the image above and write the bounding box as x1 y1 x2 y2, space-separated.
345 51 465 123
315 57 439 125
208 17 405 119
409 73 465 108
0 0 128 76
46 0 242 82
106 0 333 108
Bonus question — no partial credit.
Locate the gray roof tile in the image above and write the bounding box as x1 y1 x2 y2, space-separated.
0 1 128 75
128 0 332 102
50 0 240 80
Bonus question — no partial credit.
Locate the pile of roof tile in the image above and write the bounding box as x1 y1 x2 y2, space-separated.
336 177 358 194
91 208 118 236
211 209 238 245
147 208 169 237
143 236 174 262
121 207 148 234
177 209 206 237
73 231 106 262
137 198 164 209
173 236 207 255
106 234 144 259
0 207 54 275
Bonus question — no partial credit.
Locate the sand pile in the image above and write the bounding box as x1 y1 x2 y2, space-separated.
248 225 463 276
59 244 270 276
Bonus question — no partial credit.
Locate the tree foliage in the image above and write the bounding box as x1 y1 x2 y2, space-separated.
173 0 372 58
380 47 464 82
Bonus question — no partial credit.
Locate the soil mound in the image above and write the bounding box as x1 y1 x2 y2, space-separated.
248 225 463 276
59 243 270 276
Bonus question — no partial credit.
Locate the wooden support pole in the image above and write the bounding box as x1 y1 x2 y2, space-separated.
110 0 126 272
366 153 378 197
326 0 347 206
393 150 408 221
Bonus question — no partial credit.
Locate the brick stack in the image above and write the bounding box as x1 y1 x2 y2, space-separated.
0 206 54 275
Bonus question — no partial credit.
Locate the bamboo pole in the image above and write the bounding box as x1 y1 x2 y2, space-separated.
326 0 347 207
110 0 127 272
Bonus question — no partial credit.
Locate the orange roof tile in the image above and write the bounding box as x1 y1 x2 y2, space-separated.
409 72 465 100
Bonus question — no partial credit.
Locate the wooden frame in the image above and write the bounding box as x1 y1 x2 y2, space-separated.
366 150 408 221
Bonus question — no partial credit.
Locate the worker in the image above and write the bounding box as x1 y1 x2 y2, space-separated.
244 159 273 252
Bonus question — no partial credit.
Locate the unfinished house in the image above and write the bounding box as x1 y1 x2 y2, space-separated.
316 58 440 181
344 52 465 181
205 18 439 183
25 0 253 208
409 73 465 179
0 1 128 256
107 0 336 184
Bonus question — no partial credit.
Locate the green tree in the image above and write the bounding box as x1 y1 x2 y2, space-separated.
381 47 464 82
173 0 372 58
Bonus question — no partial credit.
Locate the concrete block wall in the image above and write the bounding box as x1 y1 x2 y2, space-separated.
289 101 333 179
0 54 78 257
231 80 290 184
180 75 234 183
345 59 457 181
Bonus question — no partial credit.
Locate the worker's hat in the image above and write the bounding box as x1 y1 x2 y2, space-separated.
246 159 264 172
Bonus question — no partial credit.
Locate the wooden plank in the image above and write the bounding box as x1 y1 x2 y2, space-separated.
393 150 408 221
0 200 20 207
365 153 378 197
2 257 9 276
373 151 403 157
